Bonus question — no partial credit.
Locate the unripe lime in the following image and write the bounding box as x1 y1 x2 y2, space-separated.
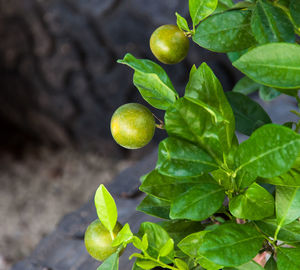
110 103 155 149
84 219 123 261
150 24 189 65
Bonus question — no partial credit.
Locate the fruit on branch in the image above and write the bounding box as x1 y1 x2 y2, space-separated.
84 219 123 261
150 25 189 64
110 103 156 149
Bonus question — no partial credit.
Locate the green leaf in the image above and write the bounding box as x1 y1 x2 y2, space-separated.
136 260 161 270
185 62 235 154
259 85 281 101
235 124 300 178
227 49 249 63
232 76 260 95
258 168 300 187
198 257 223 270
94 184 118 232
193 10 256 52
229 183 274 220
265 256 278 270
255 219 300 243
276 186 300 226
157 137 218 177
277 247 300 270
178 231 208 258
176 12 190 32
290 0 300 27
189 0 218 26
233 43 300 89
165 98 224 161
140 169 213 201
112 223 133 247
174 258 189 270
132 236 144 251
226 92 271 136
97 252 119 270
170 183 225 221
211 169 232 190
159 238 174 257
117 53 177 110
142 234 148 252
198 223 264 267
226 260 264 269
251 0 295 44
138 222 174 264
136 195 170 219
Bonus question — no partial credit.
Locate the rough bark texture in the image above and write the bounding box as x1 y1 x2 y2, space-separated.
0 0 239 153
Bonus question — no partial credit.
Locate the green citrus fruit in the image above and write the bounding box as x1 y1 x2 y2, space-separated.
150 24 189 64
84 219 122 261
110 103 155 149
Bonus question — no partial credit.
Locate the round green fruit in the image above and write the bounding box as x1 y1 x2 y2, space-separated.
110 103 156 149
150 24 189 64
84 219 122 261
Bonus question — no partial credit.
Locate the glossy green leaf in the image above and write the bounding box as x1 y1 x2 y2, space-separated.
251 0 295 44
226 261 264 270
112 223 133 247
117 53 177 110
94 184 117 232
140 169 213 201
159 238 174 257
227 49 249 63
229 183 274 220
233 43 300 89
137 195 170 219
232 76 260 95
198 257 223 270
259 168 300 187
165 98 224 161
97 252 119 270
277 247 300 270
176 12 190 32
290 0 300 27
255 219 300 243
189 0 218 26
136 260 160 270
198 223 264 267
265 256 278 270
178 231 208 258
185 62 235 154
226 92 271 136
259 85 281 101
276 186 300 226
193 10 256 52
211 169 232 190
235 124 300 178
157 137 218 177
170 183 225 220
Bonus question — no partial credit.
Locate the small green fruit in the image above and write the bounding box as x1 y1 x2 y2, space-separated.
150 24 189 64
84 219 122 261
110 103 155 149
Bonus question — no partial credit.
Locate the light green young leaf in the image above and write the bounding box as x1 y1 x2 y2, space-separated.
235 124 300 178
276 186 300 226
232 76 260 95
112 223 133 247
159 238 174 257
277 247 300 270
94 184 118 232
170 183 225 220
141 234 148 252
198 223 264 267
189 0 218 26
97 252 119 270
117 53 177 110
136 260 161 270
251 0 295 44
129 253 144 260
132 236 144 251
229 183 274 220
176 12 190 32
157 137 218 177
193 10 256 52
136 195 170 219
233 43 300 89
290 0 300 27
174 258 189 270
259 85 281 101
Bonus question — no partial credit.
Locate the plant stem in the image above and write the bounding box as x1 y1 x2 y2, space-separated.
273 225 281 242
144 253 178 270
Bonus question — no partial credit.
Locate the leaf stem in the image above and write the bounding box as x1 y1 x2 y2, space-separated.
273 225 281 242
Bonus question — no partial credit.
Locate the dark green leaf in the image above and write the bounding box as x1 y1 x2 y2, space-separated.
251 0 295 44
290 0 300 27
157 137 218 177
176 12 190 32
193 10 256 52
185 62 235 154
258 168 300 187
227 49 249 63
189 0 218 26
229 183 274 220
233 43 300 89
170 183 225 220
232 76 260 95
265 256 278 270
118 53 177 110
198 223 264 267
277 247 300 270
259 85 281 101
235 124 300 178
226 92 271 136
137 195 170 219
97 253 119 270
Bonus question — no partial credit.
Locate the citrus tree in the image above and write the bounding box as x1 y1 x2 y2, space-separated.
84 0 300 269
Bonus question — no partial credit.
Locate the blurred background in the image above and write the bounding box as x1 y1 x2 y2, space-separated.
0 0 288 269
